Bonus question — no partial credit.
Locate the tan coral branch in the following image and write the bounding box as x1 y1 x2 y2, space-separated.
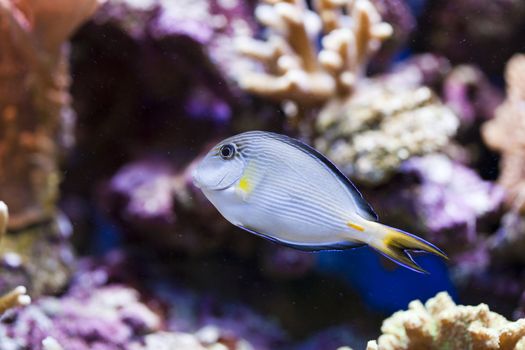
0 285 30 315
276 2 318 72
236 0 392 112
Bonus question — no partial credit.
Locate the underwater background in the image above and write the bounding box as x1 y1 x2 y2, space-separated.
0 0 525 348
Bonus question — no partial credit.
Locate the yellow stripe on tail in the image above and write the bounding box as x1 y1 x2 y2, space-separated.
368 222 448 274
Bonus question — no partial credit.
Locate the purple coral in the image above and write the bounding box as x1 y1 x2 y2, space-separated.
0 285 161 350
366 154 503 256
99 157 246 255
102 159 178 230
443 65 504 129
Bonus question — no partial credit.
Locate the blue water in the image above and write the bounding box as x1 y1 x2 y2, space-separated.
317 247 456 313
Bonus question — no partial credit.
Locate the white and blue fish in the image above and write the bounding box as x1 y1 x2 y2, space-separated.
192 131 447 273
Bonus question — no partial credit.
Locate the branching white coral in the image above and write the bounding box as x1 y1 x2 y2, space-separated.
235 0 392 109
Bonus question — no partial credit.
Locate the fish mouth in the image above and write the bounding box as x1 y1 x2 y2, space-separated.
192 168 231 191
191 168 202 188
208 173 230 190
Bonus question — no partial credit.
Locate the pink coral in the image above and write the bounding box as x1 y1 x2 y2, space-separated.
483 54 525 213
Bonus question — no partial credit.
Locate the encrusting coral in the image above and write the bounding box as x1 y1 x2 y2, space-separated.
0 0 101 296
314 81 458 184
483 54 525 214
366 292 525 350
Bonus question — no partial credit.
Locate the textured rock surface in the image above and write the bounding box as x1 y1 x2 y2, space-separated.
0 0 98 229
0 0 100 296
0 285 161 350
0 253 286 350
315 82 458 185
367 292 525 350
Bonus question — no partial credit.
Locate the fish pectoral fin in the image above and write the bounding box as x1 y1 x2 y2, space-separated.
368 223 448 274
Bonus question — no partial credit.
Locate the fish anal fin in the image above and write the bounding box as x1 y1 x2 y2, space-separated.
238 225 365 252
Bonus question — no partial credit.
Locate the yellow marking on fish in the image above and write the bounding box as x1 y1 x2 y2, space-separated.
238 176 252 193
236 161 258 200
347 221 365 232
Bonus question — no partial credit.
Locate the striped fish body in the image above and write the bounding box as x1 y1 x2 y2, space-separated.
200 132 372 248
193 131 447 273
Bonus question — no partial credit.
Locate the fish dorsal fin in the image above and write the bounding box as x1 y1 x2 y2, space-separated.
265 132 379 222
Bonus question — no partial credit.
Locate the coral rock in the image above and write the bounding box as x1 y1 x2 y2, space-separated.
0 285 161 350
315 79 458 184
0 0 100 296
0 214 76 296
483 55 525 214
367 292 525 350
94 0 256 80
0 0 99 229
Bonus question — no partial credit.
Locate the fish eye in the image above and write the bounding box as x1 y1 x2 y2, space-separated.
219 144 235 160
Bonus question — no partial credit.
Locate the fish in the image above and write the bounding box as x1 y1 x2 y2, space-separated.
192 131 447 273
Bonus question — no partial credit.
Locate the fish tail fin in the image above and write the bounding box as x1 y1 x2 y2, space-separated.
367 222 448 274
